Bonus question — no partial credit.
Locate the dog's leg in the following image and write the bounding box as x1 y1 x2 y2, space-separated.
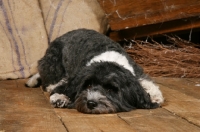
25 73 41 87
139 77 164 105
46 77 68 92
48 78 72 108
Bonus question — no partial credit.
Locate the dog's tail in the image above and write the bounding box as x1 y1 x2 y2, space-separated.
25 73 41 88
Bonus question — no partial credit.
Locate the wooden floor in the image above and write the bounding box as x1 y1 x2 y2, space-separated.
0 78 200 132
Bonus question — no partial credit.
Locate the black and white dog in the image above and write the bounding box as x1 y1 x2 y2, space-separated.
26 29 163 114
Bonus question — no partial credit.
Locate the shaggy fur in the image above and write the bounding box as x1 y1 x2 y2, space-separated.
26 29 164 114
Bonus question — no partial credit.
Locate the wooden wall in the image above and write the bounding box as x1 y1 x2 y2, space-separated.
98 0 200 40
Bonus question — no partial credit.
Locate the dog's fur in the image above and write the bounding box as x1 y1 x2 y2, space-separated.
26 29 164 114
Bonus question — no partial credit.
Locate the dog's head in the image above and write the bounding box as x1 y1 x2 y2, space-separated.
67 62 158 114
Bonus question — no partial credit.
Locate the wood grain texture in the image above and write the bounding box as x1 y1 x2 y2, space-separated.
155 78 200 99
1 78 200 131
54 109 136 132
109 16 200 40
118 109 200 132
98 0 200 31
0 79 67 132
156 78 200 127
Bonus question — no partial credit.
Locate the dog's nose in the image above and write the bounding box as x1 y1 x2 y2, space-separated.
87 100 98 109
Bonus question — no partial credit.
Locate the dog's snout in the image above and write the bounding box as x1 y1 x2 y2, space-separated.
87 100 98 109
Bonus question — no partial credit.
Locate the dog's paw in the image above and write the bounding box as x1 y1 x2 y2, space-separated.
139 78 164 105
150 92 164 105
25 73 41 87
50 93 70 108
147 86 164 105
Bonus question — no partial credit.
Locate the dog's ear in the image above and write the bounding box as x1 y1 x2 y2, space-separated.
104 73 119 88
70 74 94 90
120 77 159 109
67 69 95 99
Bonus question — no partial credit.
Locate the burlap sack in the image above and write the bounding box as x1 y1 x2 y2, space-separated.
0 0 48 80
0 0 108 80
39 0 108 42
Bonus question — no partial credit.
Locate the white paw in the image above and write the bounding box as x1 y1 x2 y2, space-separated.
139 78 164 105
50 93 69 108
150 91 164 105
25 73 40 87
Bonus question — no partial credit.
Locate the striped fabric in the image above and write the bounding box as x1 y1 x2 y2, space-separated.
0 0 108 80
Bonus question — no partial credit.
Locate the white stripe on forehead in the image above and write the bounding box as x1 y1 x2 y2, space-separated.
86 51 135 76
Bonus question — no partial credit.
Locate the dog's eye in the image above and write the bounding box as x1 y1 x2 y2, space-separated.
87 84 92 89
107 88 112 92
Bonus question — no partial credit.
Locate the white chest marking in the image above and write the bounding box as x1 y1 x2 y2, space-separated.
86 51 135 76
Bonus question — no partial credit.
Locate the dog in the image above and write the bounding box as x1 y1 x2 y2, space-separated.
26 29 164 114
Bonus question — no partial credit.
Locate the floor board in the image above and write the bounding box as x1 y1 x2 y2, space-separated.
0 78 200 132
118 109 200 132
155 78 200 127
0 79 67 132
155 78 200 99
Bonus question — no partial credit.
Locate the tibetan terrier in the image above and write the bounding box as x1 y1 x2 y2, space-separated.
26 29 164 114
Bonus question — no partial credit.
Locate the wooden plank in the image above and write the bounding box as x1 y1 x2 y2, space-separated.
0 79 67 132
52 77 200 131
0 79 16 88
54 109 136 132
154 78 200 99
98 0 200 31
117 77 200 131
42 89 137 132
187 78 200 85
109 16 200 41
2 78 200 131
118 108 200 132
187 78 200 82
157 82 200 127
